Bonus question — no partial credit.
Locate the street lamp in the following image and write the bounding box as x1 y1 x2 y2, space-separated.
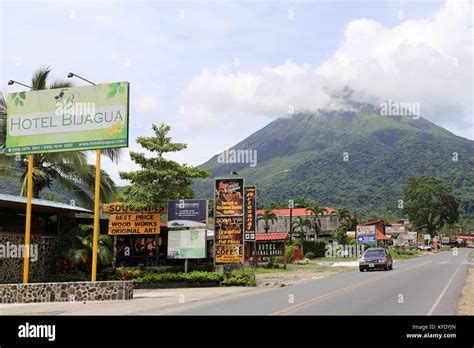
7 80 33 89
67 72 96 85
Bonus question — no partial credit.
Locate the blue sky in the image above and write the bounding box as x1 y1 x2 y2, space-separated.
1 0 470 185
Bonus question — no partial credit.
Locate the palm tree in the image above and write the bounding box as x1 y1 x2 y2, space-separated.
257 209 277 233
0 66 119 207
306 203 327 239
293 216 311 254
336 207 351 223
62 224 113 269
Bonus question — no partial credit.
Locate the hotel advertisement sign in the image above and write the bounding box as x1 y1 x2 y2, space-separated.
5 82 129 154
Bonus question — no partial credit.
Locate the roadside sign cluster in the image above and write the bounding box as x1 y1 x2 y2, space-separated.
214 178 244 264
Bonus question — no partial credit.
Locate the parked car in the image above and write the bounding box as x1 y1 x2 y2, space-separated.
359 247 393 272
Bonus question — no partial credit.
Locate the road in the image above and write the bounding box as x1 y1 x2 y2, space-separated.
168 249 471 315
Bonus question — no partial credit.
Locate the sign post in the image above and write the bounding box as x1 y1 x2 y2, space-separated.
22 154 33 284
91 149 101 281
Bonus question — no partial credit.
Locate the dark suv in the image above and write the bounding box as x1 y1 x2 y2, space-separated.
359 247 393 272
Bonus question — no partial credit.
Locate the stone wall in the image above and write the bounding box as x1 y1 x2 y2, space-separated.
0 281 133 303
0 233 58 284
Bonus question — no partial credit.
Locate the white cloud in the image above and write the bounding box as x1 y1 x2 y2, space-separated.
178 0 473 140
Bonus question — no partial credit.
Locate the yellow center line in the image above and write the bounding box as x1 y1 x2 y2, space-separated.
273 261 430 315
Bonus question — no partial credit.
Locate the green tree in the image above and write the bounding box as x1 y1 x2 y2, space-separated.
403 176 460 236
306 203 327 239
293 216 311 254
334 219 350 244
119 123 210 207
257 209 277 233
336 207 351 223
62 224 114 270
0 67 118 207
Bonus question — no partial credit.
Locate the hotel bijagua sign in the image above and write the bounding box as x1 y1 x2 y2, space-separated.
5 82 129 154
104 202 165 236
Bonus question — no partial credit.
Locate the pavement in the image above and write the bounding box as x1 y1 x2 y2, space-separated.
0 249 470 315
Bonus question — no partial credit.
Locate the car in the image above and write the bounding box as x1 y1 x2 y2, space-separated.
417 244 432 251
359 247 393 272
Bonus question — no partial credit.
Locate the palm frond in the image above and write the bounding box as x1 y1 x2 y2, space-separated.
31 66 51 90
49 80 73 90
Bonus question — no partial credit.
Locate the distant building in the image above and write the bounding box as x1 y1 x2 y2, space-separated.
256 207 338 240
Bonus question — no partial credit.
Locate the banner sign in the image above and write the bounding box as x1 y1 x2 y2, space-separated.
5 82 129 154
167 199 207 228
255 241 284 257
214 178 244 216
103 202 165 214
356 225 376 244
442 237 450 244
215 245 243 263
167 229 206 259
244 187 256 241
215 216 243 245
108 213 160 235
386 226 406 234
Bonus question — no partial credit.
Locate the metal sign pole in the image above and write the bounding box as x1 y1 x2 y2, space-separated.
22 154 33 284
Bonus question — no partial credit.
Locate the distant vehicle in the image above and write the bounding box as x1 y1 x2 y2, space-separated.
359 247 393 272
417 244 432 251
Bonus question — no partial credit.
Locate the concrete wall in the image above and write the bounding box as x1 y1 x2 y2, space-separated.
0 233 58 284
0 281 133 303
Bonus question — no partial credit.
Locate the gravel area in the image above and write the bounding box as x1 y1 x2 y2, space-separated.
457 259 474 315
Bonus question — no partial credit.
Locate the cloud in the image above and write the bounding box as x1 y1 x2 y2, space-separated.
178 0 473 140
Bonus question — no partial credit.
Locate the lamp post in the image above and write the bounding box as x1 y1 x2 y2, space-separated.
7 80 35 284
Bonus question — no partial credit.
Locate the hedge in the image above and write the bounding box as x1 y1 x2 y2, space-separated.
302 240 326 258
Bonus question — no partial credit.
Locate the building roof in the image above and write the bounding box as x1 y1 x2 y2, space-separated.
359 220 384 226
256 207 337 216
256 232 288 241
0 193 92 213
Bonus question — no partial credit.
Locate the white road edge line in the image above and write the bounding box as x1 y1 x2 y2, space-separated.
427 260 464 315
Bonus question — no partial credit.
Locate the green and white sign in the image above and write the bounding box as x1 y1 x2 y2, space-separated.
5 81 129 154
167 229 207 259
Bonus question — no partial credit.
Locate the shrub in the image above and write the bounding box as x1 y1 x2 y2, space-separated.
133 271 224 285
305 252 315 259
221 275 256 287
115 267 144 280
302 240 326 258
286 244 299 262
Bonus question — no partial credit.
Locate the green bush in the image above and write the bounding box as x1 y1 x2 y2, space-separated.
115 267 144 280
305 252 315 259
133 271 223 285
302 240 326 257
286 244 299 262
221 275 256 287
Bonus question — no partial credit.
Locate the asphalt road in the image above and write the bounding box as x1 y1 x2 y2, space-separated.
168 249 471 315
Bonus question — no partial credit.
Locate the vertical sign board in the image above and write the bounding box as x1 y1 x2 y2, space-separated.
214 178 244 264
244 187 256 241
5 82 129 154
356 225 377 244
167 199 208 228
